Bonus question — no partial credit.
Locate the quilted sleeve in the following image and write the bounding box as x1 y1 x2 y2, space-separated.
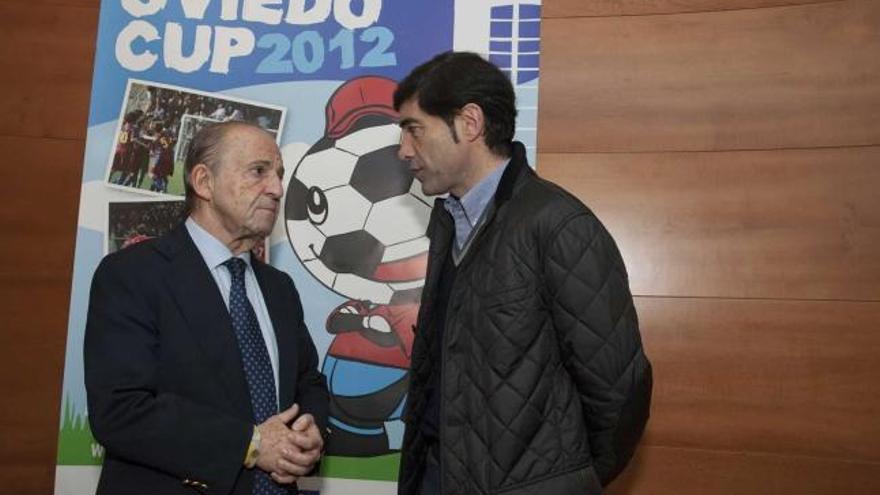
543 212 652 485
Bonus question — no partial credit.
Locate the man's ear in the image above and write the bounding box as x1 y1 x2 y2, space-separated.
190 163 214 203
457 103 486 143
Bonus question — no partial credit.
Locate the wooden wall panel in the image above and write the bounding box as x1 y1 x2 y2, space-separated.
0 465 55 495
538 0 880 152
9 0 99 7
0 2 96 140
605 445 880 495
0 281 71 434
0 133 82 494
543 0 838 17
0 136 83 278
0 278 71 495
537 147 880 300
636 297 880 462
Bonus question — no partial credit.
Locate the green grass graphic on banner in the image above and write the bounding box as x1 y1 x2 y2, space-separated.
57 397 103 466
319 453 400 481
55 393 401 476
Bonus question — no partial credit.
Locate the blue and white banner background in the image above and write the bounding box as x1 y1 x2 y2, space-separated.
56 1 542 493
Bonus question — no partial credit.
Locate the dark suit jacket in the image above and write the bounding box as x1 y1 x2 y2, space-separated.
84 225 328 495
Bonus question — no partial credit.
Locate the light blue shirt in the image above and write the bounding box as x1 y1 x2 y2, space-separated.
185 217 280 404
443 160 509 253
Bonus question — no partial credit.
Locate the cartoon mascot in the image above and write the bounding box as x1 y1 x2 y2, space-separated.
284 76 433 456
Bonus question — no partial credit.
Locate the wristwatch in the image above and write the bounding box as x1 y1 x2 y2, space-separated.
244 426 261 469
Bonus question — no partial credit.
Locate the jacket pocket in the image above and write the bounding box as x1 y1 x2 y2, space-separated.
494 464 602 495
481 283 532 309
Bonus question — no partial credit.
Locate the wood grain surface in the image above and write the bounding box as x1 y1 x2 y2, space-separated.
543 0 840 17
538 0 880 152
0 2 96 140
636 296 880 462
538 147 880 300
606 444 880 495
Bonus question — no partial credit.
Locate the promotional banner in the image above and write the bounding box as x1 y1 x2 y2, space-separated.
56 1 542 493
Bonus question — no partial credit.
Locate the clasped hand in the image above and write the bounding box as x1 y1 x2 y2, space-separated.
256 403 324 484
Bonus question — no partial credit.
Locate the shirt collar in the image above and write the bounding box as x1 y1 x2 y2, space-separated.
444 159 510 227
185 216 251 271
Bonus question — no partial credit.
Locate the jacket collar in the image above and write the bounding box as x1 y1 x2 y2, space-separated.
493 141 532 210
421 142 531 292
154 225 252 419
429 141 531 238
454 141 532 263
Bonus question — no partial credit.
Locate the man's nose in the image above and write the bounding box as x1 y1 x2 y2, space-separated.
267 172 284 198
398 133 414 161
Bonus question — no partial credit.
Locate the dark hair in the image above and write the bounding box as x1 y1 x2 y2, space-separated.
183 120 268 212
393 51 517 157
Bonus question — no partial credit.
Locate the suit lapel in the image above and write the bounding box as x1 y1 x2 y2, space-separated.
251 259 298 410
157 225 253 420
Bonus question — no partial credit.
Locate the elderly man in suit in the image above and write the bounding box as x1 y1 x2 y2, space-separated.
85 121 328 494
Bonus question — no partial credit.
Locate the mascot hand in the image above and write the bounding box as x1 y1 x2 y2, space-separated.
364 315 391 333
359 314 400 348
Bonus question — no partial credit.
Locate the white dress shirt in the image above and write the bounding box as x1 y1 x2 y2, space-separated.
185 217 280 405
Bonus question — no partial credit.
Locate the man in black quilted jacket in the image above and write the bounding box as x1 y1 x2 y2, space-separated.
394 51 653 495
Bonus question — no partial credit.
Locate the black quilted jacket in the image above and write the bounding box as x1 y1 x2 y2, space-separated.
398 142 652 495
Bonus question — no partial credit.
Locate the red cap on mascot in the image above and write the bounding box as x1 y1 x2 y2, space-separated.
324 76 399 139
